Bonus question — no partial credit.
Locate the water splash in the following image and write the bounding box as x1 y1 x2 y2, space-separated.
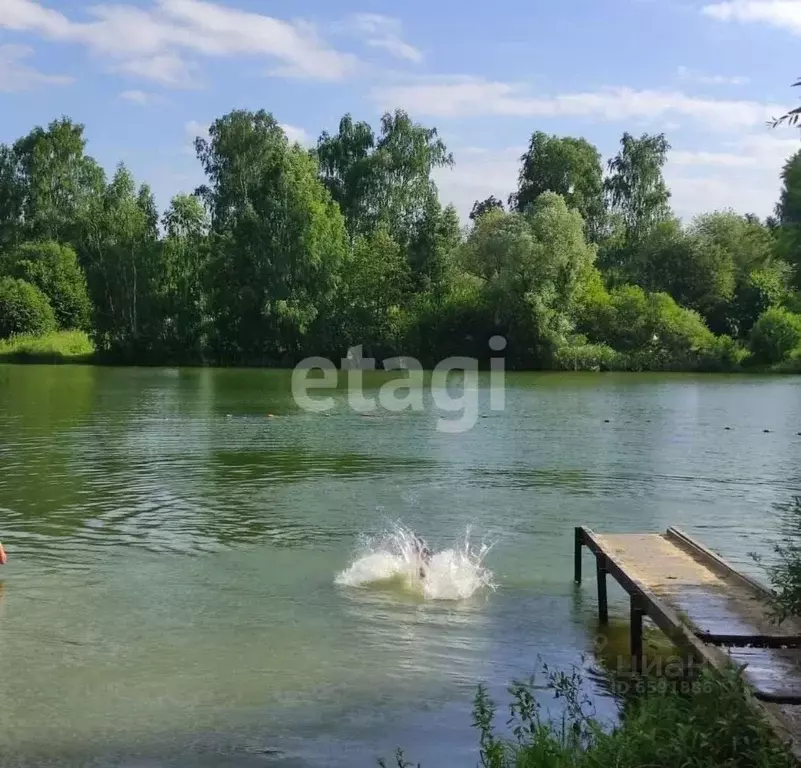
334 523 495 601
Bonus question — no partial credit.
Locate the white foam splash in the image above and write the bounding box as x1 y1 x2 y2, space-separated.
334 523 495 601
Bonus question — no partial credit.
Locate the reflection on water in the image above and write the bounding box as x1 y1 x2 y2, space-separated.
0 366 800 766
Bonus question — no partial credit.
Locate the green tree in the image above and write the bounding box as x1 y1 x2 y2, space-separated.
469 196 504 221
0 145 23 248
750 307 801 364
511 131 605 240
77 164 162 357
0 277 56 338
632 218 736 328
687 211 785 335
729 265 792 339
407 199 461 295
316 114 377 240
1 118 105 247
604 132 671 251
407 275 494 366
1 241 91 330
691 211 775 274
372 109 453 241
316 110 454 279
197 109 348 363
460 193 597 366
776 150 801 287
330 226 410 357
778 151 801 226
160 193 211 359
580 283 717 368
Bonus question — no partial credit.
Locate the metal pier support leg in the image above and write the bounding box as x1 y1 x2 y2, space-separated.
596 555 608 624
631 597 645 673
574 527 582 583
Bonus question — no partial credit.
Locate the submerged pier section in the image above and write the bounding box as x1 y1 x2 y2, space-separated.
575 525 801 758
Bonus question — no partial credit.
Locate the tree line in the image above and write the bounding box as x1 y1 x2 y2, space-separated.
1 111 801 370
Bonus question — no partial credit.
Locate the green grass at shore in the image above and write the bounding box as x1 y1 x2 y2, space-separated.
0 330 95 363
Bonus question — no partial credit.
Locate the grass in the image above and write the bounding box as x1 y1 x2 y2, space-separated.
382 663 794 768
0 330 95 363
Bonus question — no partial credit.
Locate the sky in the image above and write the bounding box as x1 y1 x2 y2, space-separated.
0 0 800 224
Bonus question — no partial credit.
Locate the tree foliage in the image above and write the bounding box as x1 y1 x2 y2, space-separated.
197 109 348 363
0 118 104 248
1 110 800 372
0 241 91 330
76 164 161 357
772 78 801 128
604 132 671 247
749 307 801 364
0 276 57 339
460 193 597 366
512 132 605 240
777 150 801 288
470 196 505 221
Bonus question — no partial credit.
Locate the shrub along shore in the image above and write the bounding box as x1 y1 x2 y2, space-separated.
1 115 801 371
384 652 797 768
1 327 799 372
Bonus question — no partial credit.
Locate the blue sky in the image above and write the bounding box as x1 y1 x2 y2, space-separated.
1 0 800 224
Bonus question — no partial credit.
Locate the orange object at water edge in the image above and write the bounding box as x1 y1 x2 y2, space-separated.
0 541 6 565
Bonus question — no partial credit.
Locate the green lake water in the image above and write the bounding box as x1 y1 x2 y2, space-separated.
1 365 800 766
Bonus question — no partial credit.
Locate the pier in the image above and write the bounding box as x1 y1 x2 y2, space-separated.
575 525 801 758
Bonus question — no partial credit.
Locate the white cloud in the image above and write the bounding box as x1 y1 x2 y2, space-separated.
0 43 72 91
0 0 357 87
666 174 778 219
433 146 523 222
433 132 800 224
373 77 783 130
676 65 749 86
184 119 208 140
113 53 198 87
666 133 797 218
344 14 423 63
280 123 312 146
702 0 801 34
182 119 209 154
671 134 800 168
118 89 166 105
670 149 754 167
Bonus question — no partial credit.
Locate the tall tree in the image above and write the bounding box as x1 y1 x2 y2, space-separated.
778 150 801 226
316 114 377 240
329 225 410 357
372 109 453 243
196 109 348 363
0 145 23 248
160 193 211 358
604 132 671 247
469 196 504 221
1 118 105 247
460 193 597 366
77 164 162 357
511 132 605 240
407 200 461 295
315 110 454 269
776 150 801 288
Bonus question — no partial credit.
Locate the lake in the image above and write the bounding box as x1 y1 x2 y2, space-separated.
1 365 800 767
